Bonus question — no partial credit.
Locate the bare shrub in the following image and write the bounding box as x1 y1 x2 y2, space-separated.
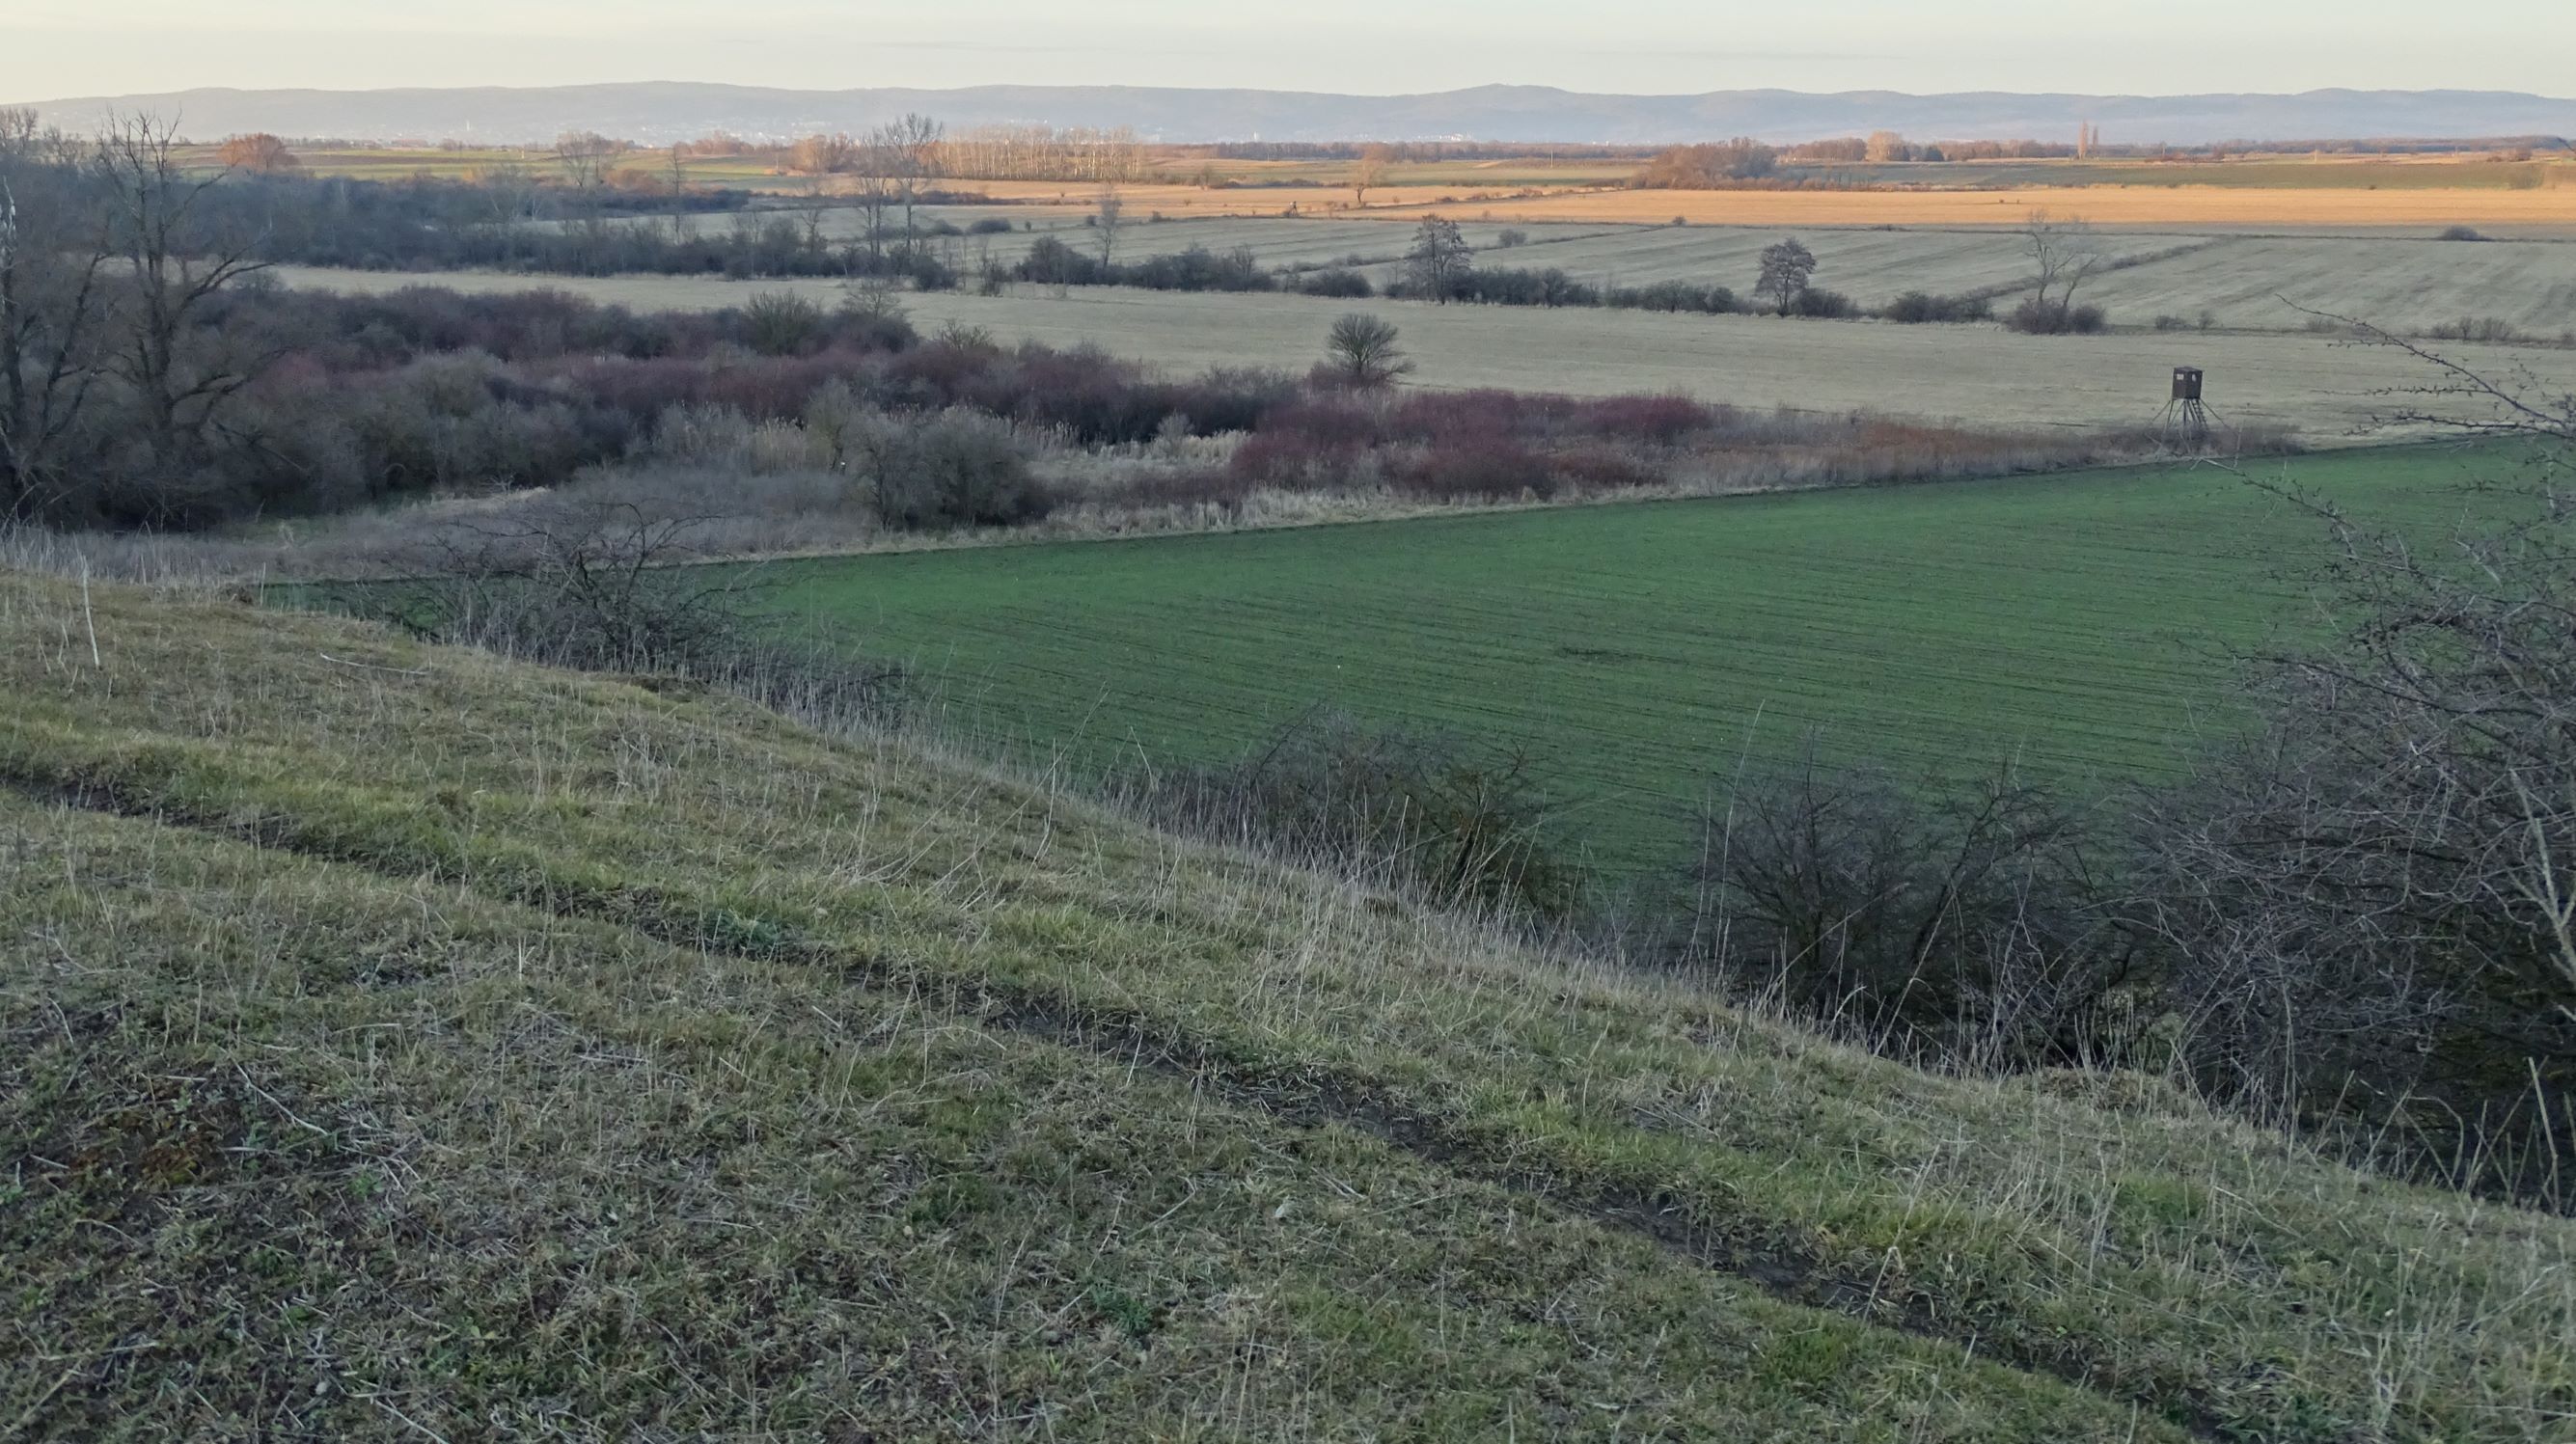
1787 286 1858 320
2425 315 2522 344
1295 268 1374 299
2123 477 2576 1193
2005 298 2107 335
323 499 903 727
1682 749 2115 1067
1323 313 1411 389
1394 434 1556 501
2012 212 2105 336
740 290 827 356
1119 710 1578 916
843 406 1051 531
1883 291 1994 324
648 402 824 473
2104 331 2576 1198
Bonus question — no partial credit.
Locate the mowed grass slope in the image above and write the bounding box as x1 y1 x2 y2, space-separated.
1 575 2570 1439
763 448 2500 873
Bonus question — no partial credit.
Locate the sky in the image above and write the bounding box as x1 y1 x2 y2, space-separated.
4 0 2572 101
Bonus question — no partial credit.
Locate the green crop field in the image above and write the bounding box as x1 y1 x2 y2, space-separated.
768 446 2509 875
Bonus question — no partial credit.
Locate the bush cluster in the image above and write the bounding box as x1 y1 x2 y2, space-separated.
2004 298 2109 335
1881 290 1995 324
1008 236 1274 292
19 283 1306 529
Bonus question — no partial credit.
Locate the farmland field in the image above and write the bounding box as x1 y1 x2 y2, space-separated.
634 204 2576 327
945 177 2576 232
513 199 2576 332
774 209 1633 271
758 446 2508 875
271 263 2576 435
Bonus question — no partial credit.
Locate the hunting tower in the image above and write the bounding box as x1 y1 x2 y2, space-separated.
2164 366 2211 449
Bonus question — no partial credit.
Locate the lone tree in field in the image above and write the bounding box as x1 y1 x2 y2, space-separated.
1351 143 1393 206
216 133 297 174
1404 216 1472 302
1094 186 1123 265
1324 313 1411 388
881 113 945 247
2015 210 2103 332
1754 237 1818 313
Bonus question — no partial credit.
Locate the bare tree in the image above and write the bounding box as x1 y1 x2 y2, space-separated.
1351 143 1392 207
2 115 283 522
1093 186 1123 266
791 179 833 259
463 160 538 265
1324 313 1411 388
552 130 622 266
882 113 944 253
2021 210 2102 326
851 133 897 262
91 116 280 514
0 118 110 519
1754 236 1817 314
553 130 622 194
1403 216 1471 302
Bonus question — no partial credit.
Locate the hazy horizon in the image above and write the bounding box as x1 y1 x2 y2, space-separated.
7 1 2574 105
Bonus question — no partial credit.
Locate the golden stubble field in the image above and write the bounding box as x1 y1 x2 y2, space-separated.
953 177 2576 234
271 264 2576 437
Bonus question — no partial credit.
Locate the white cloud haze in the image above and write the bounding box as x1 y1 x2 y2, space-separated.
5 0 2571 100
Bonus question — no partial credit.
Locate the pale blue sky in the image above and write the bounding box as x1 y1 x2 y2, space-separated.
4 0 2569 99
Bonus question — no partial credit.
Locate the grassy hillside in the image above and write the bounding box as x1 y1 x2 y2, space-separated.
4 573 2570 1440
761 447 2499 874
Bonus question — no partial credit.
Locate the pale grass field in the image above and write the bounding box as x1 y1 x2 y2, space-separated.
1372 182 2576 232
645 204 2576 332
2077 232 2576 334
1339 223 2206 301
273 263 2576 436
811 209 1619 268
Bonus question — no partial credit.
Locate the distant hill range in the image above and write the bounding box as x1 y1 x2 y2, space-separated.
13 81 2576 148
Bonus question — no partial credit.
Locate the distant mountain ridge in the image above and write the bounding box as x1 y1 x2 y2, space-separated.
14 81 2576 148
